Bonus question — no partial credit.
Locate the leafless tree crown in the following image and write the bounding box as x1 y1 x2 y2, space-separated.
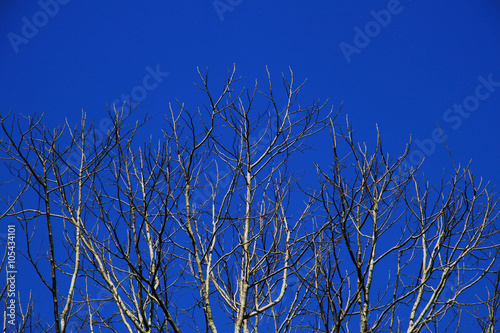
1 67 499 332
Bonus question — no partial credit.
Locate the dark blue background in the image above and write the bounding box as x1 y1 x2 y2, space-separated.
1 1 499 331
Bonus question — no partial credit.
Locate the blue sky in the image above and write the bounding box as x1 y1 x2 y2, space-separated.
1 0 499 331
1 1 499 183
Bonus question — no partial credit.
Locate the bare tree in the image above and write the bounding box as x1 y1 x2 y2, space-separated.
305 119 500 332
0 107 141 332
189 67 332 333
1 68 499 333
472 250 500 333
